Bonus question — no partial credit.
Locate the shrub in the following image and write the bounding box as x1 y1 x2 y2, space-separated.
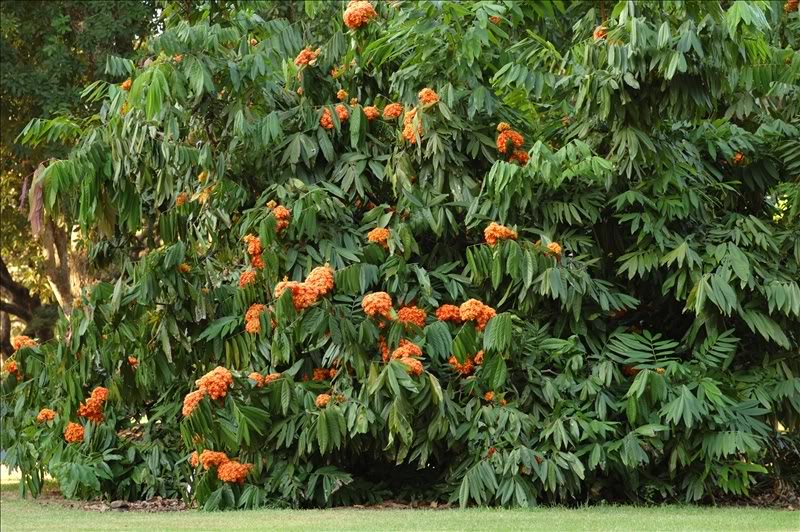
2 0 799 509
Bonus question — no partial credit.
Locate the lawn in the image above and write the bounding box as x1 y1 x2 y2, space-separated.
0 483 796 532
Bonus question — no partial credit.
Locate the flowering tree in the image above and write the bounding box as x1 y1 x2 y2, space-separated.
2 0 799 509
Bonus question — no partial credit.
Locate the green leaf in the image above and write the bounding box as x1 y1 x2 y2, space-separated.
317 411 329 453
350 106 363 149
424 321 452 361
197 316 239 341
483 312 511 352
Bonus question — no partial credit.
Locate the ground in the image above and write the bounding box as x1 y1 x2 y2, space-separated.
2 482 798 531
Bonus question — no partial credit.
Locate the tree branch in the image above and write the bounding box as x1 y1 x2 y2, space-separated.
0 299 32 321
0 255 39 312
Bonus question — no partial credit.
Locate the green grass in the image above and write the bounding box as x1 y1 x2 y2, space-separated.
0 482 796 532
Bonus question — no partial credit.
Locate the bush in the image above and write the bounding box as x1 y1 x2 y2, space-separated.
2 0 799 509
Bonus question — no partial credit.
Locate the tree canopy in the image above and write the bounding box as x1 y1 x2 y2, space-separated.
2 0 799 510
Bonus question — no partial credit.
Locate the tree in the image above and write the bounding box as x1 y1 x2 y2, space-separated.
0 0 156 353
2 0 799 508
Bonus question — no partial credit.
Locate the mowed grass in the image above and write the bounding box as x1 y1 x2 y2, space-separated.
0 482 797 532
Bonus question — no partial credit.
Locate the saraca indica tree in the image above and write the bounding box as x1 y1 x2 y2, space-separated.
2 0 800 510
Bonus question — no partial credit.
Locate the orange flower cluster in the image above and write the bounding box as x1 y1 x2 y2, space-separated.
391 340 422 360
37 408 56 423
436 304 462 323
343 1 378 30
194 450 251 484
64 422 85 443
392 340 422 360
195 367 234 400
490 15 502 24
484 222 517 246
362 292 393 319
245 304 266 323
272 204 291 232
245 303 266 334
496 129 524 154
383 103 403 119
399 357 423 376
622 365 641 377
217 460 253 484
78 387 109 423
128 356 139 368
474 350 484 365
199 450 230 470
264 372 282 385
312 368 333 381
379 337 390 362
240 270 257 288
350 97 359 106
243 234 264 269
787 0 799 12
12 336 37 351
547 242 562 255
274 265 334 312
732 152 746 166
294 46 320 66
367 227 390 248
197 184 215 204
121 78 132 91
448 355 475 376
363 106 380 120
306 265 335 297
459 299 496 331
509 149 529 166
176 192 188 206
497 122 511 132
402 108 422 144
183 389 206 417
3 359 20 379
174 54 183 63
249 372 265 387
320 108 334 130
178 263 191 273
397 306 426 328
484 391 495 402
274 280 316 311
337 89 348 101
418 88 439 105
316 393 332 408
593 26 607 40
243 234 262 256
336 104 349 122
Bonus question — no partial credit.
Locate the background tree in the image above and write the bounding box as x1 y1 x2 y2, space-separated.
2 0 799 508
0 0 156 353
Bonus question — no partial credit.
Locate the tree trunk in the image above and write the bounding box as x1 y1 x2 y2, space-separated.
28 163 91 317
0 311 11 356
40 219 88 316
